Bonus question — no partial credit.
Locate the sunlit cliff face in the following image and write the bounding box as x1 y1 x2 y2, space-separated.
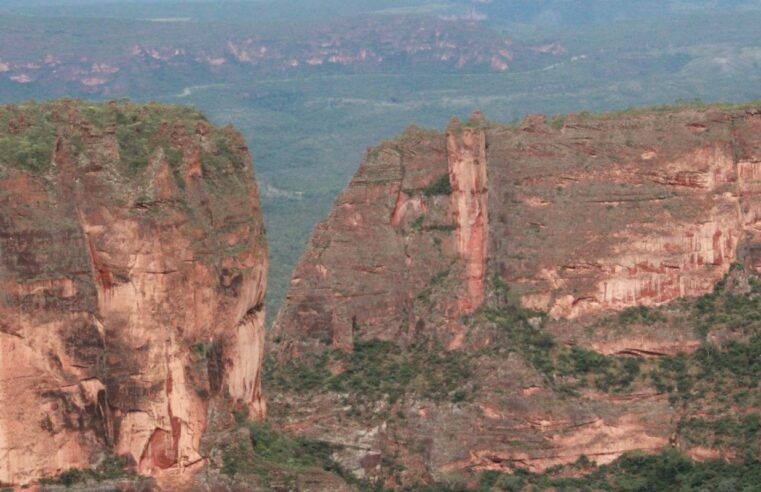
0 101 267 486
267 106 761 484
274 107 761 353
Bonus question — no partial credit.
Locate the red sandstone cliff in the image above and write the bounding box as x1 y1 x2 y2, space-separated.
490 109 761 319
447 119 489 316
274 106 761 349
0 101 267 487
268 105 761 485
271 120 494 355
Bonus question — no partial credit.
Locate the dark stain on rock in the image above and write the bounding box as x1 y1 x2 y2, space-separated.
206 340 225 394
62 319 105 369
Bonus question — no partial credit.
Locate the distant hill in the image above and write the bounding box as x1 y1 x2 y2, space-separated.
6 0 761 26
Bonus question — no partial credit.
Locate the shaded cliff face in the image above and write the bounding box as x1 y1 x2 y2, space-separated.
268 105 761 486
0 101 267 487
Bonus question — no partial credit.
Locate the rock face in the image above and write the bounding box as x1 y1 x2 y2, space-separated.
0 101 267 487
268 105 761 485
274 106 761 349
447 122 489 317
489 110 761 320
272 123 492 355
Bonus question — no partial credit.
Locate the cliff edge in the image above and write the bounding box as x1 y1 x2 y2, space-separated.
0 100 267 487
273 106 761 352
267 104 761 487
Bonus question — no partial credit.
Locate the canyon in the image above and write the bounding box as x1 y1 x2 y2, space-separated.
1 99 760 489
0 101 267 488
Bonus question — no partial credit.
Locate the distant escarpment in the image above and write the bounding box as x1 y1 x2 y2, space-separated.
268 105 761 487
0 15 563 96
0 101 267 488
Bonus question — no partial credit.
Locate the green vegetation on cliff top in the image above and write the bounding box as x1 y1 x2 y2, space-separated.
0 100 247 178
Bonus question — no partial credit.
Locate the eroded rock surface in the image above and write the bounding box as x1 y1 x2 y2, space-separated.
269 105 761 486
274 106 761 348
0 101 267 487
272 121 493 355
492 110 761 319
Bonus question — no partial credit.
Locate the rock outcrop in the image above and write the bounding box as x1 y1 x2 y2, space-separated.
447 119 489 317
272 123 492 355
0 101 267 487
274 106 761 349
268 104 761 486
489 110 761 320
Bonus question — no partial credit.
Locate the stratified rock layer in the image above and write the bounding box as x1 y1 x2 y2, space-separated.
0 101 267 487
491 110 761 319
269 105 761 484
274 106 761 349
272 122 492 355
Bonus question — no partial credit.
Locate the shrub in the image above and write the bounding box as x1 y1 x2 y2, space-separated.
221 420 353 485
618 305 666 326
38 455 137 486
422 174 452 196
265 339 473 410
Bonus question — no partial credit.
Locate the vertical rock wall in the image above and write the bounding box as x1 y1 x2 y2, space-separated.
274 106 761 348
267 105 761 486
488 108 761 318
0 101 267 486
272 122 491 355
446 122 489 315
